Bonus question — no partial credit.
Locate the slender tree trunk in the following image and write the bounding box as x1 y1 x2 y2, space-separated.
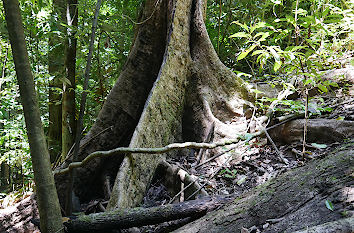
62 0 78 160
3 0 64 232
48 0 66 162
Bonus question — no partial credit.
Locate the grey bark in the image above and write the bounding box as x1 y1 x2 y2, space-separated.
293 217 354 233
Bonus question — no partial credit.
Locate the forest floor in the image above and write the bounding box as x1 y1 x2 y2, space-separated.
137 67 354 232
0 66 353 233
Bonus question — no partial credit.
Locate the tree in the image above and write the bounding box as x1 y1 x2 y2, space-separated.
48 0 65 161
48 0 78 162
3 0 64 232
55 0 252 209
61 0 78 160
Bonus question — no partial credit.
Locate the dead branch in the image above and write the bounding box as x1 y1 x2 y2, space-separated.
63 195 235 232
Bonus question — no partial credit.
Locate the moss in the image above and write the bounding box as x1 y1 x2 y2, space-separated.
234 207 245 214
233 197 242 203
78 215 92 223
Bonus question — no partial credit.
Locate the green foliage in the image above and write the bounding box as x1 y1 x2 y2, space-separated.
0 0 139 194
222 0 353 116
219 168 238 179
207 0 353 79
325 199 334 211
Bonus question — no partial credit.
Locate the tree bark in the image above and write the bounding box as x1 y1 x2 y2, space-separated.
54 0 253 209
293 217 354 233
55 0 169 205
3 0 64 232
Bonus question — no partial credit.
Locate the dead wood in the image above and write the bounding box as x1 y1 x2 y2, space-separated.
269 119 354 144
63 195 234 232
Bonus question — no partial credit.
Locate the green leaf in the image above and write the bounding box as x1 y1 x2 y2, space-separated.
325 200 334 211
350 59 354 66
256 32 270 42
238 44 257 61
317 84 328 93
294 8 308 16
250 22 267 33
274 18 287 23
322 7 330 18
244 133 253 142
273 60 282 72
229 32 250 38
303 79 313 86
271 0 282 5
268 47 280 61
251 89 263 94
311 143 327 149
231 21 249 31
251 50 265 56
336 116 345 121
235 71 252 79
237 175 247 185
225 174 234 178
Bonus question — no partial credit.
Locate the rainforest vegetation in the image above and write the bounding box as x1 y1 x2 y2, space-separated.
0 0 353 232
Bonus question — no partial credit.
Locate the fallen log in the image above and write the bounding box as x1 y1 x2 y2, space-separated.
173 143 354 233
64 195 234 232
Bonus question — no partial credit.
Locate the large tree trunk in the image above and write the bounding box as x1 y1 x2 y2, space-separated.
55 0 169 204
54 0 253 209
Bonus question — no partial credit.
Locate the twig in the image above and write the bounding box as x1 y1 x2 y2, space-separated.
255 118 288 164
169 179 198 204
186 151 234 201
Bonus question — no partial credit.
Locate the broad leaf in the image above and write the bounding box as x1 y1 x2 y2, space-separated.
229 32 250 38
273 60 282 72
317 84 328 93
325 200 334 211
238 44 257 61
